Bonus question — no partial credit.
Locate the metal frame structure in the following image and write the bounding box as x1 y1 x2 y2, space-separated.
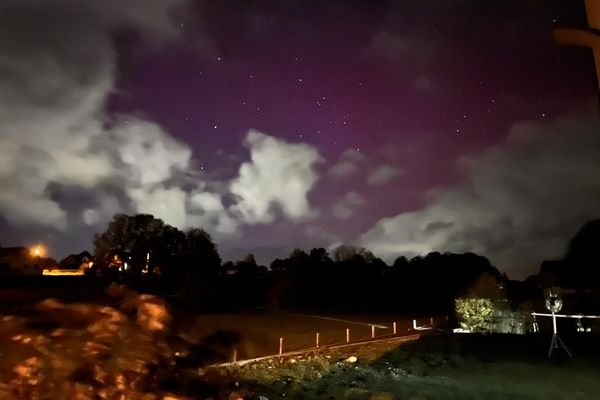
531 312 600 357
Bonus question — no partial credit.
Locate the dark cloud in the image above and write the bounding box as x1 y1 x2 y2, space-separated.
0 0 190 229
0 0 324 258
0 0 597 271
361 107 600 278
424 221 454 233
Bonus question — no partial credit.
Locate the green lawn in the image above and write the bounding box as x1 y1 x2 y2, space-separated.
218 333 600 400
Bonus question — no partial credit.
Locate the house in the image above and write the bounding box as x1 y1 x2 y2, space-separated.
41 251 95 276
58 251 94 270
0 247 46 276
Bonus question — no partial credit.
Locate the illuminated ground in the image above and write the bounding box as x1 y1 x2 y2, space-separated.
179 311 434 360
215 333 600 400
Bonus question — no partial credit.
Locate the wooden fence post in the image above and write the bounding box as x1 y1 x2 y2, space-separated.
371 325 375 338
346 328 350 342
232 348 238 362
279 337 283 355
393 322 397 334
316 332 320 348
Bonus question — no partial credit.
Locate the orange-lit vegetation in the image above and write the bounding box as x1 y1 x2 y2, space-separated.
0 286 180 399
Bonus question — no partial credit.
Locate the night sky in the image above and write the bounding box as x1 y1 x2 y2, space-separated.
0 0 599 278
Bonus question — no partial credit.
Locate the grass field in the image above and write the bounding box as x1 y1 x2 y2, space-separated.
178 311 436 360
0 278 435 362
218 333 600 400
2 280 598 399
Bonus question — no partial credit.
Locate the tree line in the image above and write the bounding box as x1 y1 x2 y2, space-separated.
91 214 521 313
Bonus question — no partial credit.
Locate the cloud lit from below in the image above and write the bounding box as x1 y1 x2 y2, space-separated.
360 110 600 277
230 130 322 224
0 0 327 253
0 0 597 276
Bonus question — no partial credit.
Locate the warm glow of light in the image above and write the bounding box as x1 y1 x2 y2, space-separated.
31 245 44 258
43 269 84 276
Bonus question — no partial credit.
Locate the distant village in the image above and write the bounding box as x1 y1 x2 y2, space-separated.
0 246 93 276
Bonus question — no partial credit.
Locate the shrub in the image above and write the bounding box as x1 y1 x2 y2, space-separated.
455 298 530 333
455 298 494 332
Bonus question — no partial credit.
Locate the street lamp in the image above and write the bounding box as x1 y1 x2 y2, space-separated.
31 245 44 258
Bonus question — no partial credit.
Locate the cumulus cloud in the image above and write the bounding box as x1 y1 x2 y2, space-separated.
188 191 239 235
114 119 192 186
230 130 322 224
0 1 194 228
328 149 366 178
360 110 600 277
332 192 367 220
367 165 404 186
0 0 265 244
129 186 188 228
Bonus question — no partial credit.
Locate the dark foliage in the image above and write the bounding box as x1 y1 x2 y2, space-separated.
92 214 526 314
229 246 503 314
564 219 600 288
93 214 221 304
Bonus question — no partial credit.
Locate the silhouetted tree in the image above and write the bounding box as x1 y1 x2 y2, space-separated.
242 253 257 266
309 247 330 264
362 250 377 263
178 228 223 306
332 244 366 262
94 214 169 277
185 228 221 276
392 255 409 269
220 253 261 308
270 258 287 272
461 272 505 299
93 214 222 297
288 248 310 277
564 219 600 288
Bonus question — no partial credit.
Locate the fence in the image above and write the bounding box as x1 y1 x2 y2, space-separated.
226 316 444 363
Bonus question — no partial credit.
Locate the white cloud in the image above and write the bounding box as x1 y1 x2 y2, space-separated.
190 192 225 213
0 1 329 253
82 209 101 226
367 165 403 186
328 148 365 178
82 195 121 226
188 191 239 235
230 130 322 223
114 119 192 186
360 110 600 277
128 186 188 229
332 192 367 220
0 0 231 235
0 0 344 268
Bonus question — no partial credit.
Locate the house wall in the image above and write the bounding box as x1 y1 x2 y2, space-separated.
0 250 44 276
